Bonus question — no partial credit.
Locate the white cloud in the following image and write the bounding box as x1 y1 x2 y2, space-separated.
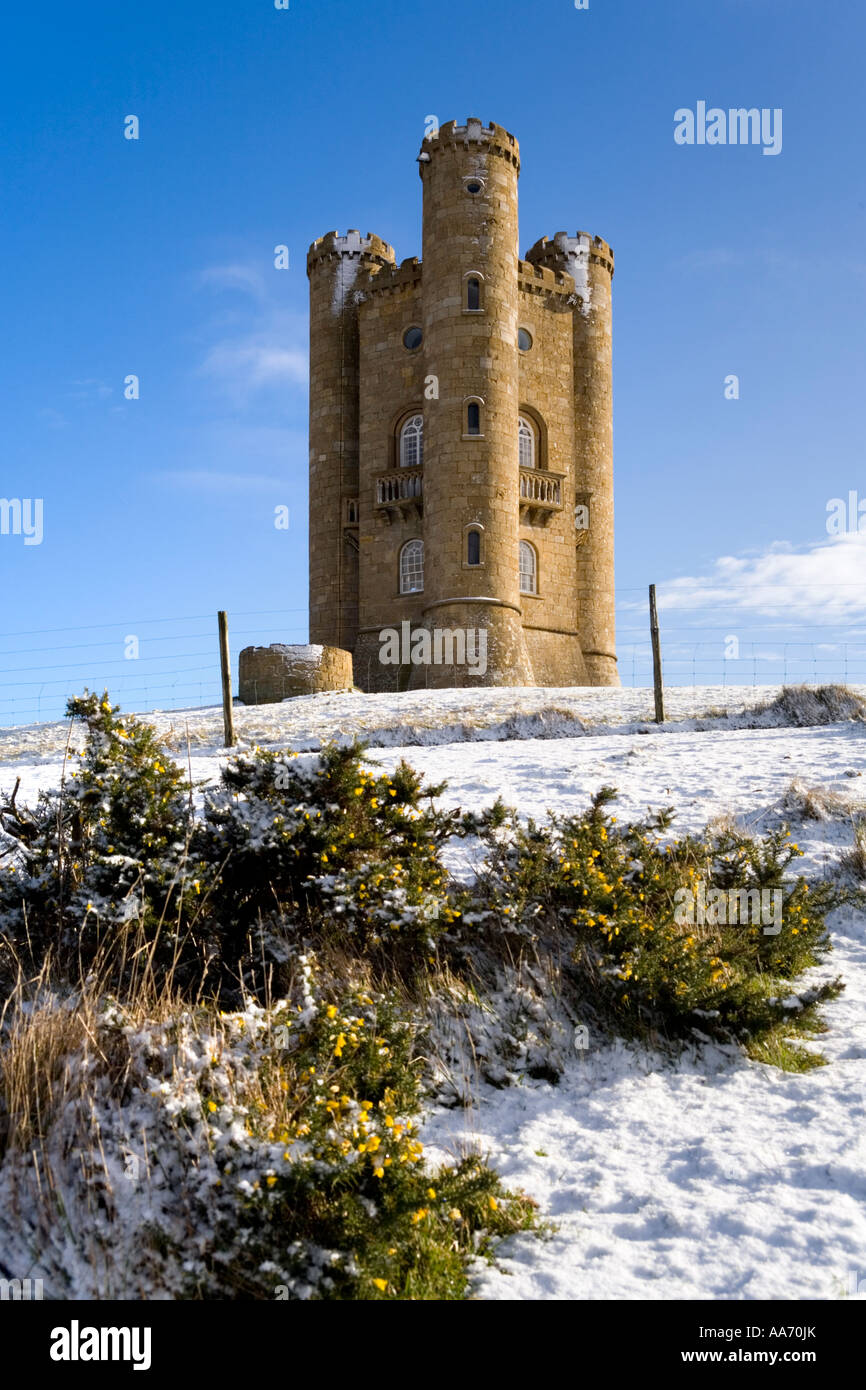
638 533 866 624
194 260 307 403
67 379 113 401
199 339 308 394
199 263 266 299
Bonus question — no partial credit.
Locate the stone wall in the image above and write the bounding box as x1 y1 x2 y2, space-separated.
238 644 354 705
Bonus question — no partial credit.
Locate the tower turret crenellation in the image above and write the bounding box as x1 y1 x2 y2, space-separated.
418 117 520 174
306 230 395 276
525 231 614 279
517 259 576 298
363 257 422 298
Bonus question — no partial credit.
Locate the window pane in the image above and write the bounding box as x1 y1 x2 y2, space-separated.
467 530 481 565
519 541 536 594
467 402 480 434
400 414 423 467
400 540 424 593
467 278 481 311
519 417 535 469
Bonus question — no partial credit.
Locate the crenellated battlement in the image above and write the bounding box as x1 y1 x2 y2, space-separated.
418 117 520 174
526 231 614 279
364 256 423 297
517 259 576 299
307 229 396 276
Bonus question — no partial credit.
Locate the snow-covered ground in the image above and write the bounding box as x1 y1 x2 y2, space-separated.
2 685 865 1300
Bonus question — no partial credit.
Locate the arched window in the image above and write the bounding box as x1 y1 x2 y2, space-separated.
400 539 424 594
400 414 423 468
467 277 481 311
519 541 537 595
467 529 481 566
466 401 481 435
519 416 536 470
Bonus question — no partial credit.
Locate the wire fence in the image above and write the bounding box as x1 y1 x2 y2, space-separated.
1 588 864 728
615 580 866 689
0 609 308 726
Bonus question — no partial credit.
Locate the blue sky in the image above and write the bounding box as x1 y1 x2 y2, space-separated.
1 0 864 722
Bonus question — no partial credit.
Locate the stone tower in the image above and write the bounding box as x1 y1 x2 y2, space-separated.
307 118 619 690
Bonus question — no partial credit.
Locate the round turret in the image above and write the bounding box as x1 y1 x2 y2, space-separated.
526 232 618 685
417 118 532 685
307 231 396 652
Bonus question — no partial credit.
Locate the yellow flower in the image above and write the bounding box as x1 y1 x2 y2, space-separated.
208 1101 218 1112
488 1196 498 1212
427 1188 437 1200
266 1175 277 1187
372 1278 388 1292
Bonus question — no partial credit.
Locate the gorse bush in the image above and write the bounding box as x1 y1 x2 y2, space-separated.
0 694 460 994
196 958 536 1300
458 789 846 1065
198 743 459 970
0 956 535 1301
0 695 849 1063
0 693 200 983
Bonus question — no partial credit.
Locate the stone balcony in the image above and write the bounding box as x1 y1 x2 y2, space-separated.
374 467 423 522
519 467 564 525
371 465 564 526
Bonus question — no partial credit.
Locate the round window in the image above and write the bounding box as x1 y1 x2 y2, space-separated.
465 179 484 195
518 328 533 352
403 326 423 350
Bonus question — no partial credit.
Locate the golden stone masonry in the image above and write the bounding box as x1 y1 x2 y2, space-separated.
307 117 618 691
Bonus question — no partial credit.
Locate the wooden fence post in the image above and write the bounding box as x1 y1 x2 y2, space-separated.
649 585 665 724
218 611 236 747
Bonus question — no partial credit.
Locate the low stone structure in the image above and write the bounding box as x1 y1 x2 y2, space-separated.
238 644 353 704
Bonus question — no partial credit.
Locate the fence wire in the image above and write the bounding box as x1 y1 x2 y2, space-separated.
1 592 864 727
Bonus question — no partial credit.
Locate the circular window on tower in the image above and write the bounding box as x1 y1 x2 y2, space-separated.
518 328 533 352
403 326 423 351
464 177 485 195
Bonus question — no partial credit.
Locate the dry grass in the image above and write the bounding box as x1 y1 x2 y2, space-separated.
754 683 866 728
781 779 866 823
0 923 190 1161
705 811 748 840
841 821 866 880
